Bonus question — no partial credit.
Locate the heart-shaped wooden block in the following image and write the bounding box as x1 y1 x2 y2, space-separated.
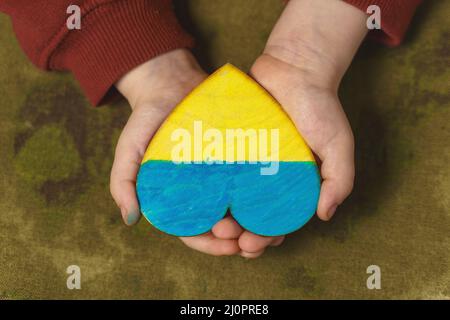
136 64 320 236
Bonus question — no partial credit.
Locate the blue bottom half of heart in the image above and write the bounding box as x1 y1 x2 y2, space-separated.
136 160 321 237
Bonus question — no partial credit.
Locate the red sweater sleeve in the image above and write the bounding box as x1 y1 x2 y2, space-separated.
0 0 194 106
344 0 422 46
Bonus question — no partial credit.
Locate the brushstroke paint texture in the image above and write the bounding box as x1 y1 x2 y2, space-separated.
137 161 319 236
136 64 321 236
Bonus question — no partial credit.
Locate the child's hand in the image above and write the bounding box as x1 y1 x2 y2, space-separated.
251 0 368 220
251 55 354 221
112 49 206 229
111 49 244 256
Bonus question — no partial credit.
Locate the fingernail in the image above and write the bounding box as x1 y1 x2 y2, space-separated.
125 209 140 226
327 205 338 220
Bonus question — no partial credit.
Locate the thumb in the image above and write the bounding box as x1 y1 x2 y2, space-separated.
316 131 355 221
110 105 169 225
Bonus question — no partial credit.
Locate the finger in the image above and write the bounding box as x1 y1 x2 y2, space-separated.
316 131 355 221
180 233 240 256
240 249 265 259
110 143 141 226
240 235 285 258
270 236 285 247
211 217 244 240
110 106 169 226
238 231 284 253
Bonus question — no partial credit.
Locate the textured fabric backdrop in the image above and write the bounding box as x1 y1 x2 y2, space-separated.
0 0 449 299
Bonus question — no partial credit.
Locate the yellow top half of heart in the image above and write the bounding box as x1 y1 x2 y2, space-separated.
142 64 315 164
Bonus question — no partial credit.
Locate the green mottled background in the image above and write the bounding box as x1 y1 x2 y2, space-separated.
0 0 449 299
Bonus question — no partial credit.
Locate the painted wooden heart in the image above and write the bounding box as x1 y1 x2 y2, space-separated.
136 64 320 236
